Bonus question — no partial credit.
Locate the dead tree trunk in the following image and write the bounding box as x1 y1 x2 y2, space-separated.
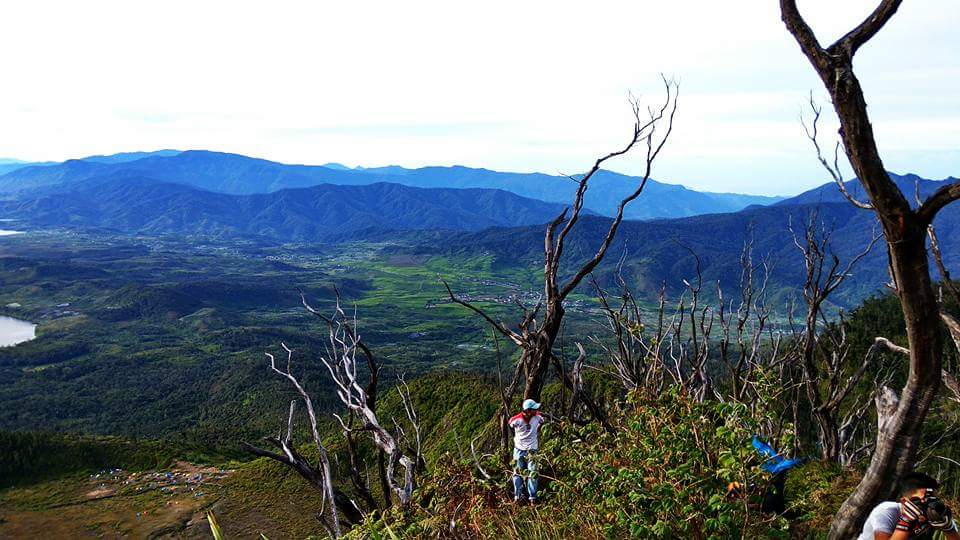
244 350 351 537
315 301 420 510
444 79 678 425
300 291 393 510
247 292 423 536
790 210 879 462
780 2 960 536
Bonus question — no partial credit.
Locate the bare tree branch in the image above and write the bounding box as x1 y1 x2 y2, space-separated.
780 0 830 66
469 435 492 481
567 342 587 419
312 300 419 509
928 225 960 307
558 79 679 300
917 180 960 225
829 0 904 57
802 97 872 209
440 278 523 346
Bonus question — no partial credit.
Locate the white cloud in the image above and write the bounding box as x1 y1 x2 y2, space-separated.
0 0 956 195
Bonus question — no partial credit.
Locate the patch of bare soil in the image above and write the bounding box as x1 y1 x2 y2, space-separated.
0 462 232 539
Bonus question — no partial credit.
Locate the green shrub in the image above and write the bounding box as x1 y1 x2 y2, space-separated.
347 388 794 539
783 460 851 538
544 389 788 538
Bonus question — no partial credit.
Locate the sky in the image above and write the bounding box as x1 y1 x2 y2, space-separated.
0 0 957 196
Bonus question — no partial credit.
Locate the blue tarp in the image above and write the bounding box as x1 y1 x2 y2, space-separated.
752 436 803 474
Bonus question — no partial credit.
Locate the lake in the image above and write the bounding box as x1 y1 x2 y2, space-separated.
0 316 36 347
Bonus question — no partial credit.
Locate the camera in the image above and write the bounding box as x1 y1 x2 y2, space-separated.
925 493 953 529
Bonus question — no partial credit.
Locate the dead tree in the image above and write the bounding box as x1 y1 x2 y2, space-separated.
243 345 356 537
443 79 678 418
669 248 716 403
317 303 419 510
790 211 879 462
780 2 960 536
592 270 670 396
246 294 422 537
716 234 777 405
593 238 782 407
928 227 960 405
640 248 725 404
939 314 960 405
594 274 718 404
929 225 960 309
300 291 392 509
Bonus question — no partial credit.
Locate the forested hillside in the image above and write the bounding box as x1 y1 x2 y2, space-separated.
5 169 958 308
434 198 960 308
0 178 580 240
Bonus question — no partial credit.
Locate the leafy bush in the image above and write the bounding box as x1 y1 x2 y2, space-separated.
783 460 852 537
347 388 793 539
545 389 787 538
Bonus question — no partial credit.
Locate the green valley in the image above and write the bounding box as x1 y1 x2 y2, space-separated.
0 230 602 445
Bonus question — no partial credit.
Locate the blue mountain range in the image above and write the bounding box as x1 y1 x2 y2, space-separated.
0 150 782 220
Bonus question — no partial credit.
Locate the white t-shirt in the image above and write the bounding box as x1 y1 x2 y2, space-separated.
858 502 900 540
509 412 545 451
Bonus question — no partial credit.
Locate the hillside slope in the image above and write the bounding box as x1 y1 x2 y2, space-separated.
0 178 579 240
350 163 784 218
777 172 960 207
429 179 960 306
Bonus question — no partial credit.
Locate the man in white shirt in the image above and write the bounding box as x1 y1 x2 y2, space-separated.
509 398 546 504
858 472 959 539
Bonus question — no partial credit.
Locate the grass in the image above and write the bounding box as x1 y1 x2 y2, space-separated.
211 458 329 539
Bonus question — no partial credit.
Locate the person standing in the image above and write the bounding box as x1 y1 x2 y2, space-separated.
509 399 546 504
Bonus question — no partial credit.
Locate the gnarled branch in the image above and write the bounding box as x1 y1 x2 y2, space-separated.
802 97 871 210
918 180 960 226
827 0 904 58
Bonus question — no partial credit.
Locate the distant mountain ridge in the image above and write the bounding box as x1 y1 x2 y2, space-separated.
0 158 57 177
0 178 580 241
0 152 181 177
418 175 960 307
0 150 783 220
346 163 786 219
80 150 182 164
777 172 960 207
1 154 956 307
